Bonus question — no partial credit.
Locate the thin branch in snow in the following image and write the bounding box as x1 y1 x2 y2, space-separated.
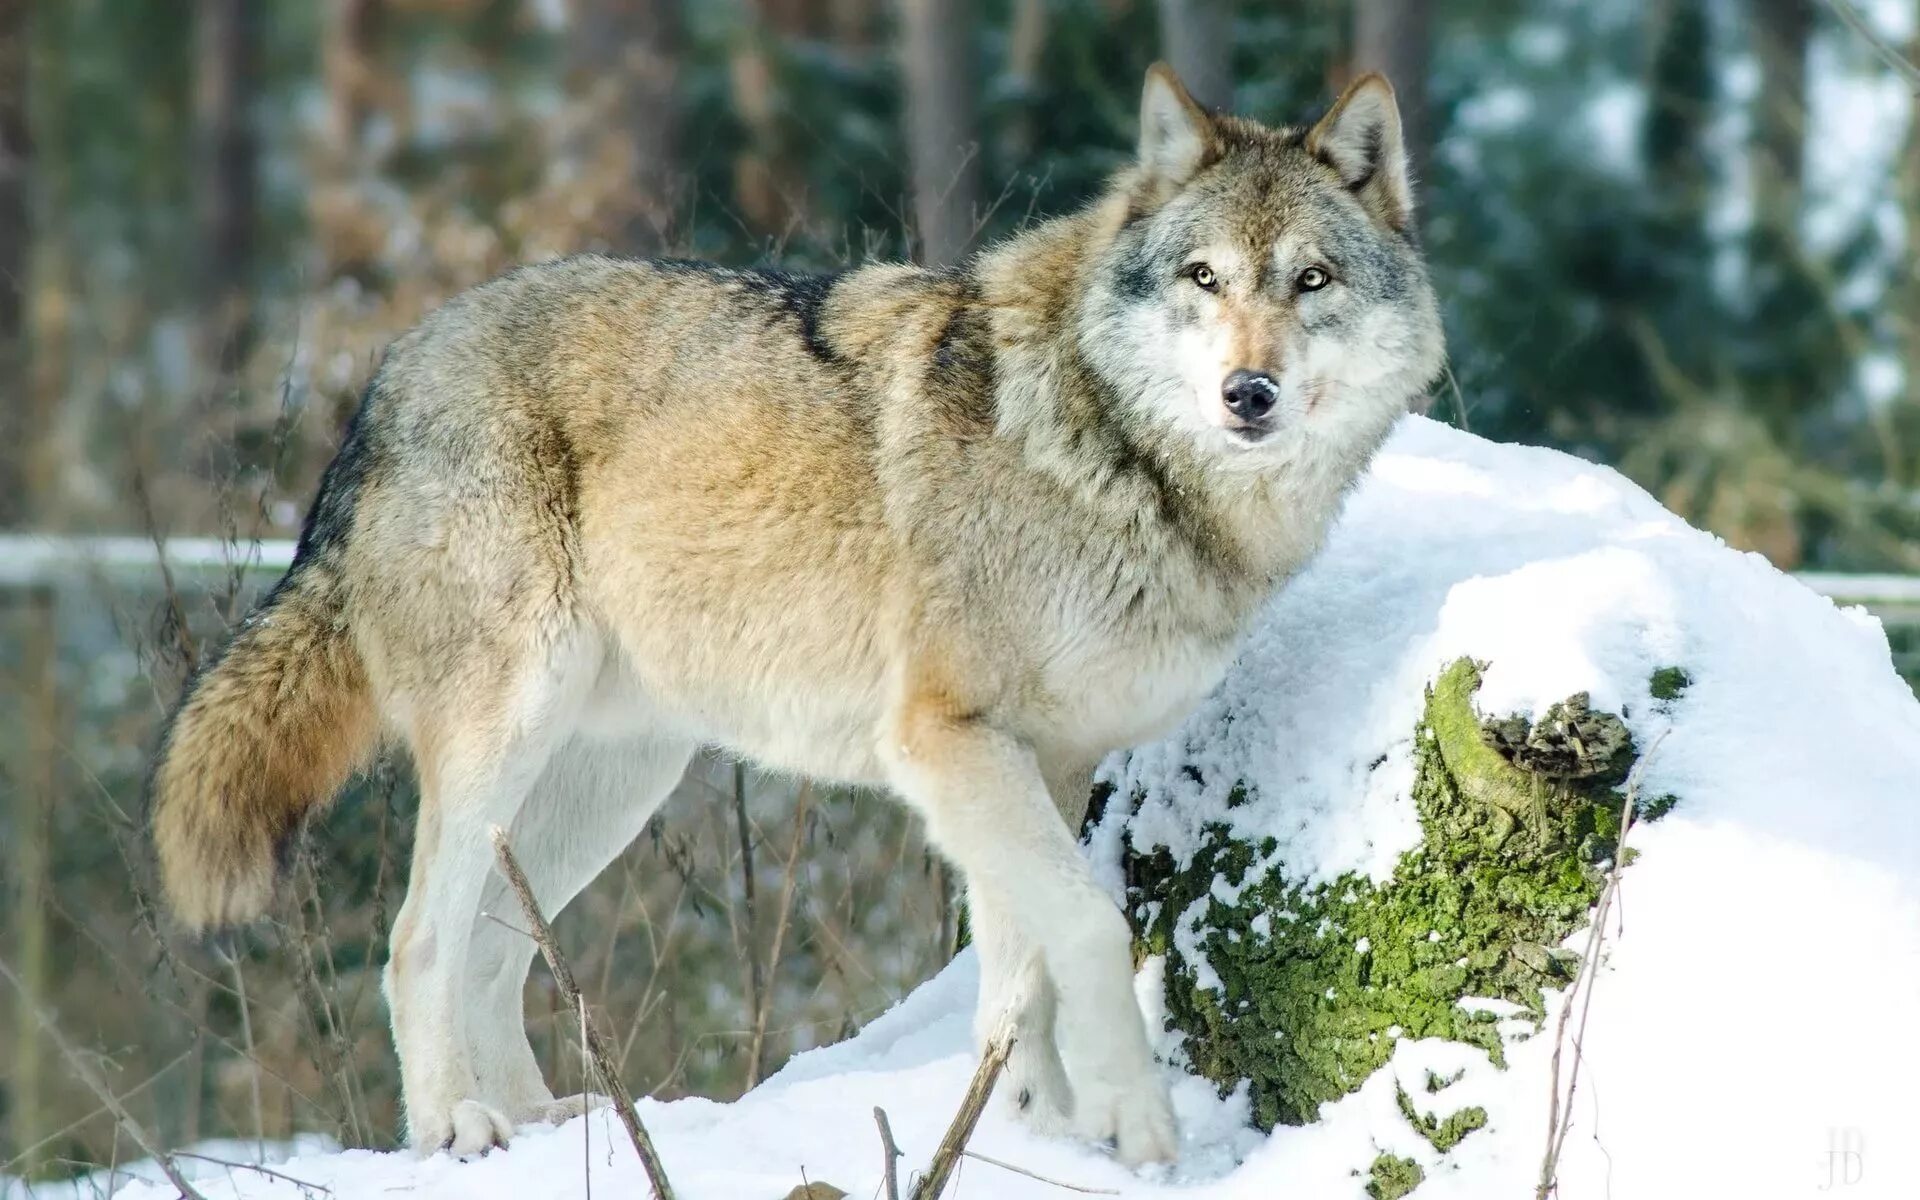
874 1106 903 1200
581 995 592 1200
908 1014 1015 1200
960 1150 1119 1194
170 1153 331 1197
1536 729 1668 1199
490 824 677 1200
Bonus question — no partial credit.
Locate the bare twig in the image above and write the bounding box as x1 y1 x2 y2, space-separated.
479 909 536 942
908 1018 1016 1200
961 1151 1120 1195
1536 731 1668 1199
1825 0 1920 92
490 824 677 1200
748 780 815 1084
733 762 767 1089
0 1048 196 1177
873 1106 903 1200
221 949 268 1161
0 954 207 1200
171 1152 331 1196
581 996 593 1200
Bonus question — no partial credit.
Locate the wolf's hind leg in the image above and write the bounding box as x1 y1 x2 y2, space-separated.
886 716 1176 1166
384 640 596 1158
463 732 695 1125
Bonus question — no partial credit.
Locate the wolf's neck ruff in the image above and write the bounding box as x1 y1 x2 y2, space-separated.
147 63 1444 1167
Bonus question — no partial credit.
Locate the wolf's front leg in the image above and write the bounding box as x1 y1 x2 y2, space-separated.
968 889 1075 1134
887 713 1176 1166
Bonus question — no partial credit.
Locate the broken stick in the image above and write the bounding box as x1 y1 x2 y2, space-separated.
489 824 676 1200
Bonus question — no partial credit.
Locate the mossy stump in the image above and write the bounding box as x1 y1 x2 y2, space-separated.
1118 658 1680 1147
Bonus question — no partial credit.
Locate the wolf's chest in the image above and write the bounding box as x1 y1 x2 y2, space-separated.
1044 622 1241 754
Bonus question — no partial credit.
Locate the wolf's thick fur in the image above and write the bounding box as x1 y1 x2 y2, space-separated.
149 66 1443 1162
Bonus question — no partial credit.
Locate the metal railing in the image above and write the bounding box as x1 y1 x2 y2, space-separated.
3 534 1919 687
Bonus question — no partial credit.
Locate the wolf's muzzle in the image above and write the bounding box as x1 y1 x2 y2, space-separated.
1222 368 1280 432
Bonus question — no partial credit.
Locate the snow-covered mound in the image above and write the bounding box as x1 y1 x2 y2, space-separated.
113 417 1920 1200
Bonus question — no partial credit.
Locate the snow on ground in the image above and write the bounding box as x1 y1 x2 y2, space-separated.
0 1138 339 1200
101 417 1920 1200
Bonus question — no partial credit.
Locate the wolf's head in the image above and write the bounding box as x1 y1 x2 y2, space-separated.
1079 66 1445 470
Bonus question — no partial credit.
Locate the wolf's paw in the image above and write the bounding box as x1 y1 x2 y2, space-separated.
1072 1076 1178 1167
1001 1039 1075 1136
416 1099 514 1159
520 1092 612 1126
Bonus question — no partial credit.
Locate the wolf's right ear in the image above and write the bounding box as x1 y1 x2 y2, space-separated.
1307 73 1413 230
1138 63 1216 194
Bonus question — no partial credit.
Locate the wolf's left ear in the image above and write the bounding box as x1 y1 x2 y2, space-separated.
1307 74 1413 230
1138 63 1216 194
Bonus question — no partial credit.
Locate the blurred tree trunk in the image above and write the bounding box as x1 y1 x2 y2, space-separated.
315 0 385 295
1154 0 1231 111
0 0 54 1178
194 0 258 379
730 0 811 241
568 0 683 254
1901 34 1920 488
322 0 382 174
1645 0 1711 209
0 0 27 526
1002 0 1047 159
1750 0 1809 239
828 0 875 50
900 0 980 266
9 588 56 1179
1351 0 1432 198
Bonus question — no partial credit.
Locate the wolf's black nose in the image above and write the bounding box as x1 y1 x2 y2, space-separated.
1222 369 1278 421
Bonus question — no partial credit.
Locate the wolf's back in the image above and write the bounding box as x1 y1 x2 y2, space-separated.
147 555 377 932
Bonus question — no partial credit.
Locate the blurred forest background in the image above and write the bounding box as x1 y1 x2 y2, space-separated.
2 0 1919 1188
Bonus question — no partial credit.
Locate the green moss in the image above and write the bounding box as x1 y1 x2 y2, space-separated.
1395 1083 1488 1152
1648 665 1692 702
1637 792 1679 821
1365 1153 1425 1200
1424 1067 1464 1093
1122 658 1667 1138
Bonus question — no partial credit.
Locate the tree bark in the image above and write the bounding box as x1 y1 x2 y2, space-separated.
194 0 258 378
1154 0 1232 112
1352 0 1433 200
900 0 981 266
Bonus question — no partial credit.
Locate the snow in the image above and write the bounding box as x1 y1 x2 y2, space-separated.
0 1138 339 1200
94 417 1920 1199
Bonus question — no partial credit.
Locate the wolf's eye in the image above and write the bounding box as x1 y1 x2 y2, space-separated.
1297 266 1331 292
1186 263 1219 292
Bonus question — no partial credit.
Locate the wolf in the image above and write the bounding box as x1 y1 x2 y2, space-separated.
147 64 1443 1164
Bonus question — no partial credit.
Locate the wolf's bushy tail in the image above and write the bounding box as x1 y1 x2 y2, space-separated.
149 560 377 932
